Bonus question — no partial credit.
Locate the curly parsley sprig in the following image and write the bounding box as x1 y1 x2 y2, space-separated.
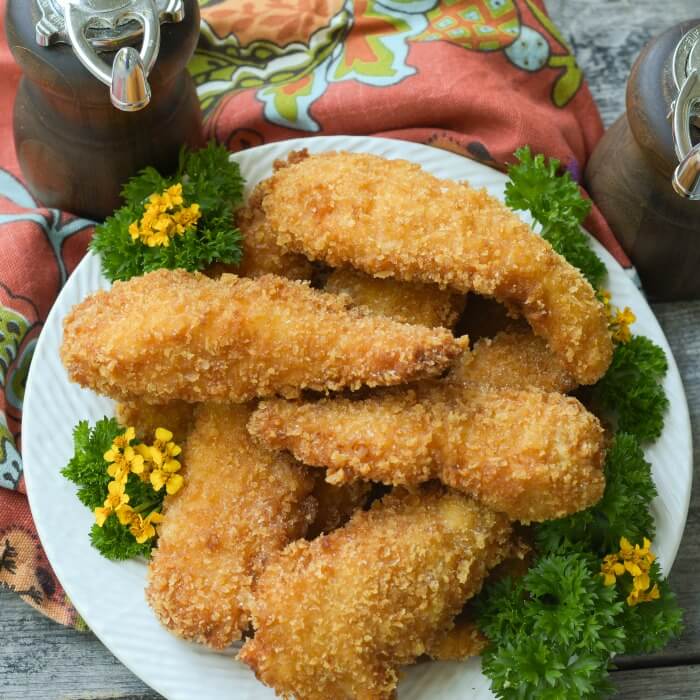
62 418 184 560
90 142 244 282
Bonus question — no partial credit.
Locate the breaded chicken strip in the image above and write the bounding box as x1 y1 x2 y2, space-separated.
239 487 511 699
426 619 488 660
116 400 195 441
324 267 464 328
262 151 612 384
307 477 372 539
146 403 316 648
447 330 577 393
208 182 313 281
61 269 466 404
248 386 605 522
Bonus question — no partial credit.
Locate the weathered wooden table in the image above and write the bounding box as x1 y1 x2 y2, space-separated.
2 1 699 698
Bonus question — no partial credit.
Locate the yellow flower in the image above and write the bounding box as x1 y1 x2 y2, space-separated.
611 307 636 343
126 510 165 544
104 428 145 483
128 183 199 247
600 554 625 586
627 584 660 607
94 480 130 527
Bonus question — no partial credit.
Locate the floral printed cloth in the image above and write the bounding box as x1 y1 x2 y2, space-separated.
1 0 630 627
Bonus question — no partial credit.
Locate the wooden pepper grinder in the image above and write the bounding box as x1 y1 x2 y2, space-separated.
585 20 700 300
6 0 203 221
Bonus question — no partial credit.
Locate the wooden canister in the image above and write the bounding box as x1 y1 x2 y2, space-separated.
6 0 204 221
585 20 700 300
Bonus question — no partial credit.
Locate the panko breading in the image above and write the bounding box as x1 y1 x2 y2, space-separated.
248 386 606 522
235 183 314 281
239 487 511 700
324 267 464 328
307 477 372 539
115 400 195 441
426 619 488 661
146 403 316 648
61 269 466 403
447 330 578 393
261 151 612 384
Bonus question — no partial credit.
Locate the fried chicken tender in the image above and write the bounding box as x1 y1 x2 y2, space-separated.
239 487 512 699
248 386 605 522
425 619 488 660
324 267 464 328
262 151 612 384
146 403 316 648
307 477 372 539
61 269 466 403
115 400 195 441
447 330 578 393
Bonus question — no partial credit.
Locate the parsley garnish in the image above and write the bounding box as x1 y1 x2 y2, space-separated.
505 146 607 289
90 142 244 282
594 337 669 442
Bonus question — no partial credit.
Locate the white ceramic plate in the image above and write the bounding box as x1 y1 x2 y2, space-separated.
22 136 692 700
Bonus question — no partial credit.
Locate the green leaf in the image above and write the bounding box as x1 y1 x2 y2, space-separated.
90 142 245 282
61 418 122 509
505 146 606 288
594 336 669 442
89 515 152 561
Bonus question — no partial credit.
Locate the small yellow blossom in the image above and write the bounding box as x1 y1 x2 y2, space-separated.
600 289 635 344
600 554 625 586
602 537 660 607
104 428 144 483
94 480 130 527
125 510 165 544
128 182 201 247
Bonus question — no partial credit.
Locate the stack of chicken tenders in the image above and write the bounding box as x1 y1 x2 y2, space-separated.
60 150 613 700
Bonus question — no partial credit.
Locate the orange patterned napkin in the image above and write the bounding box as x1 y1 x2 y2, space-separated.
0 0 629 627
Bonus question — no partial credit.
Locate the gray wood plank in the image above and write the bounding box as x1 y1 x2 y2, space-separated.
0 586 162 700
613 663 700 699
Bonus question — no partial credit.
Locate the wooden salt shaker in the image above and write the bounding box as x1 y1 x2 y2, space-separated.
585 20 700 300
6 0 203 221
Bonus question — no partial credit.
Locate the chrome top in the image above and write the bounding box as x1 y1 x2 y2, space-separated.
34 0 184 112
671 26 700 200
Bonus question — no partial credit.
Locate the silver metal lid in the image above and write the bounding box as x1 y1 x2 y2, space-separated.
34 0 184 112
671 25 700 199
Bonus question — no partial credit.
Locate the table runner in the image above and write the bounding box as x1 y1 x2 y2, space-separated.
0 0 630 627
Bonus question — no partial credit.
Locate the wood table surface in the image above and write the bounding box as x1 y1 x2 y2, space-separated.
2 1 699 698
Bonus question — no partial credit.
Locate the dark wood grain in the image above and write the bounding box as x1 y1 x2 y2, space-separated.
1 2 699 699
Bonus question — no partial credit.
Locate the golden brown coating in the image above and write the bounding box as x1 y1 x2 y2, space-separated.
447 330 578 393
146 403 316 648
248 385 606 522
425 619 488 661
239 487 511 700
115 400 195 441
262 151 612 384
307 477 372 539
236 183 314 281
324 267 464 328
61 269 467 403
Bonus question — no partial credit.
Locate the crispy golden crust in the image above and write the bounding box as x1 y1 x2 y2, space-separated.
115 400 195 442
248 386 606 522
236 183 314 280
262 151 612 384
239 487 512 700
307 477 372 539
145 403 316 648
425 619 488 661
324 267 464 328
61 269 466 403
448 330 577 393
